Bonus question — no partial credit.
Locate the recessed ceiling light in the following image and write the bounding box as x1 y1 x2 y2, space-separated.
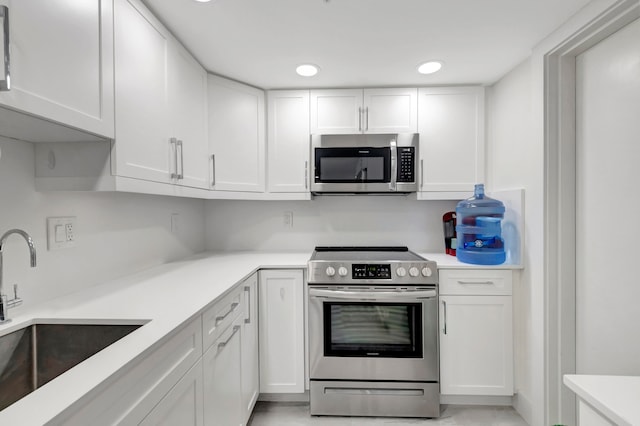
417 61 443 75
296 64 319 77
193 0 212 3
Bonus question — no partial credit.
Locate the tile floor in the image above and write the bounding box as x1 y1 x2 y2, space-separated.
248 402 529 426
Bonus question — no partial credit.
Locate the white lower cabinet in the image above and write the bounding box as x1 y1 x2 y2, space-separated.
241 274 260 419
203 315 244 426
259 269 305 394
57 318 203 425
50 268 302 424
140 359 204 426
578 400 615 426
439 269 514 396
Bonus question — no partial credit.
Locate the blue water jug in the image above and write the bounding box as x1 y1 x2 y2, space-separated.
456 184 506 265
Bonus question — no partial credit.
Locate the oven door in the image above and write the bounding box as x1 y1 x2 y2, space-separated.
309 286 438 382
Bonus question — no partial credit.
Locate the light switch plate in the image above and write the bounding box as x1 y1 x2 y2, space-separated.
47 217 77 250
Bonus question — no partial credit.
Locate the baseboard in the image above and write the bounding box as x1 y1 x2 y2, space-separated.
440 394 514 406
258 391 310 402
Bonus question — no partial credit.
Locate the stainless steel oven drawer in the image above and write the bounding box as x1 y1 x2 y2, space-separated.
310 380 440 418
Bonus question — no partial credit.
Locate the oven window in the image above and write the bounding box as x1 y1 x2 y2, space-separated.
315 147 390 183
323 302 423 358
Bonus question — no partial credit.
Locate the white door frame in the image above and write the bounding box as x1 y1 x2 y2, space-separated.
544 1 640 424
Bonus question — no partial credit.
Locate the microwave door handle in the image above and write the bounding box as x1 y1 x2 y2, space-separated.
389 139 397 191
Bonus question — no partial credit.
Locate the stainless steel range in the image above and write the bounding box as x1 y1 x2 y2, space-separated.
307 246 439 418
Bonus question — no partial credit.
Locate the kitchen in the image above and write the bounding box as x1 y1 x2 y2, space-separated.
1 0 639 425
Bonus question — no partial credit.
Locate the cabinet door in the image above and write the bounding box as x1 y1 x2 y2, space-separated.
267 90 310 193
418 87 485 196
363 88 417 133
310 89 363 135
259 269 305 393
0 0 114 138
168 43 209 189
208 75 266 192
439 295 513 395
140 360 204 426
203 317 243 426
241 274 259 424
112 0 171 183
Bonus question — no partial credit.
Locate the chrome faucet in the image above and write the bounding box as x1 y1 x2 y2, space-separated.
0 229 37 324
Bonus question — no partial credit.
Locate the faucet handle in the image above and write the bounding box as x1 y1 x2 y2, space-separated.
7 283 22 308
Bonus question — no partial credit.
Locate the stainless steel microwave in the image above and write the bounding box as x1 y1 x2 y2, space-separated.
310 133 419 194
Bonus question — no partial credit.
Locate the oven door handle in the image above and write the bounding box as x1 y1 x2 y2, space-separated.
309 288 437 301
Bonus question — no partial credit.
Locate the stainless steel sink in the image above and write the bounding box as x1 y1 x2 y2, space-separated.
0 322 142 411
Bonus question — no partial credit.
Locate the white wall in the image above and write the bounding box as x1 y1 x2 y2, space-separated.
487 2 630 424
487 58 538 426
205 197 457 252
575 17 640 374
0 137 206 312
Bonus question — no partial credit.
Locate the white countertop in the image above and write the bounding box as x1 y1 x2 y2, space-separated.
564 374 640 425
0 251 309 424
0 250 519 423
419 252 522 269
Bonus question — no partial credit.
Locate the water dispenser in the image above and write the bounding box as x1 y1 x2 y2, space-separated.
456 184 506 265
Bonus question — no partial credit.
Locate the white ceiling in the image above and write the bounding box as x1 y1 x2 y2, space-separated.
143 0 593 89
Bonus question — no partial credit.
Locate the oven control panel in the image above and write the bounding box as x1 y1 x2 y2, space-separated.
308 261 438 285
352 264 391 279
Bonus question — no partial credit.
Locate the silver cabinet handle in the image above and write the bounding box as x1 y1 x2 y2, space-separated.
170 138 179 179
211 154 216 186
358 107 362 132
0 6 10 92
177 139 184 180
217 325 240 351
215 302 238 326
457 280 495 285
420 158 424 189
365 107 369 131
442 300 447 335
244 286 251 324
304 160 308 189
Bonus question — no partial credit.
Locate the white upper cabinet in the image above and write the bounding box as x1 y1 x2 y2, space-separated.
167 43 209 190
208 75 266 193
310 89 362 134
267 90 310 194
112 0 171 184
0 0 114 139
364 88 418 133
112 0 209 188
310 88 417 135
417 87 485 199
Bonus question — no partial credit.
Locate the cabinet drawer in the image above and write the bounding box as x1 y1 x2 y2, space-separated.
439 269 512 295
202 285 243 351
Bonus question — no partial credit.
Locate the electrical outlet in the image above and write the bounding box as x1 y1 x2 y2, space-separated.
283 211 293 228
47 217 77 250
171 213 179 234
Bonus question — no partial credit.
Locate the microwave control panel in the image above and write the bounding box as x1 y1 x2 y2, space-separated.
397 147 415 182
